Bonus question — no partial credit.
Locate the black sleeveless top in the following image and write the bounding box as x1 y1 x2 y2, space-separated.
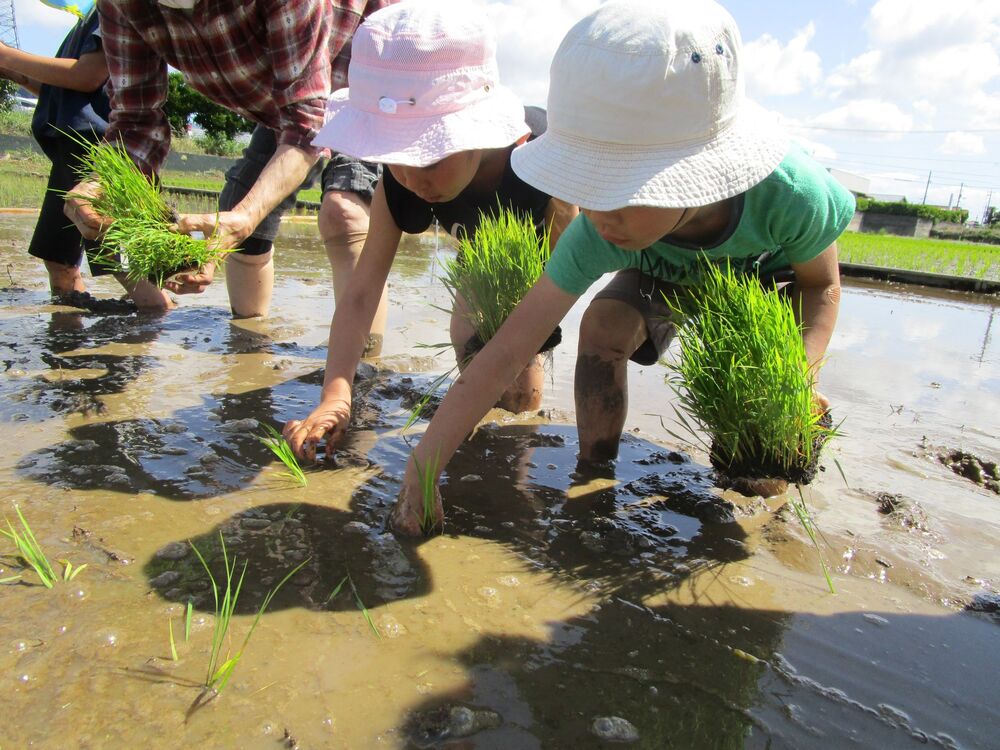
381 106 551 239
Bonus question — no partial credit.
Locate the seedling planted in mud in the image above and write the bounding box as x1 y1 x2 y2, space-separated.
257 424 308 487
413 450 442 536
326 573 381 639
1 507 86 588
64 135 232 287
189 533 307 697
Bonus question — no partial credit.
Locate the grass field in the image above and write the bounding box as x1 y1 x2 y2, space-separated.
838 231 1000 281
0 149 322 212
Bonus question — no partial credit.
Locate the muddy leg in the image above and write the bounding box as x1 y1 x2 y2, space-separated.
320 190 382 356
575 299 647 463
45 260 86 295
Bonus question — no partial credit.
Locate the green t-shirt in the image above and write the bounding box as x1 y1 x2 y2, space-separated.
545 148 856 295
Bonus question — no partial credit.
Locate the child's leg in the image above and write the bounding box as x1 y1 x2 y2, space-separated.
576 269 677 463
575 298 646 462
28 140 90 294
450 294 545 412
319 172 383 356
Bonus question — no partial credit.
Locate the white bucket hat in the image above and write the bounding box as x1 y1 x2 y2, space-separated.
510 0 789 210
313 1 529 167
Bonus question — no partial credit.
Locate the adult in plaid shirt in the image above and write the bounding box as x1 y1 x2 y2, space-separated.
65 0 394 318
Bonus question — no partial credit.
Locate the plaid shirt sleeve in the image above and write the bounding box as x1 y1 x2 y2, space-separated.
99 0 171 175
263 0 332 154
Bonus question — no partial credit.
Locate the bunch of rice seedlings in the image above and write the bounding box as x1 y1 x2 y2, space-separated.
257 424 308 486
65 135 229 286
440 208 551 345
1 507 85 587
189 533 307 697
664 260 835 484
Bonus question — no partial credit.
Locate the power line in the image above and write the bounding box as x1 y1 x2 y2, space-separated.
790 124 1000 134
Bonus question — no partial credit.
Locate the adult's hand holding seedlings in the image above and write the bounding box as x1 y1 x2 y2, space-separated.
283 397 352 462
63 179 109 240
176 209 256 255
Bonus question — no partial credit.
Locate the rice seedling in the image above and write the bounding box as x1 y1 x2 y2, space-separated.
325 573 381 639
790 488 835 594
169 619 179 662
184 600 194 641
664 260 836 485
412 450 442 536
1 507 58 588
439 208 551 344
257 424 308 486
838 231 1000 281
62 134 232 286
189 533 308 696
60 559 88 581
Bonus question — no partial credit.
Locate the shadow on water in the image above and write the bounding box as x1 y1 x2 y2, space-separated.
397 601 1000 750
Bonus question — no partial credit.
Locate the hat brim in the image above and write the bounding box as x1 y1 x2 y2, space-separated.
510 100 789 210
313 85 529 167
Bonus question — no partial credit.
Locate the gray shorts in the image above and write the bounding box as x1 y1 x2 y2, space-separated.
592 269 682 366
593 268 796 366
219 125 380 256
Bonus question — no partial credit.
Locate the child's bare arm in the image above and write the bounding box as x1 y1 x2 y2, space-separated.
790 243 841 405
391 274 579 535
0 43 107 93
284 181 402 460
544 197 579 249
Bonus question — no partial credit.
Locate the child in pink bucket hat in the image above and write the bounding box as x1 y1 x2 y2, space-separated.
284 0 577 462
390 0 855 535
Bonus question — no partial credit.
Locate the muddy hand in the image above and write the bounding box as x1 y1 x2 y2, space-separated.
812 388 831 414
64 179 109 240
165 261 216 294
176 210 255 253
390 473 443 538
283 398 352 462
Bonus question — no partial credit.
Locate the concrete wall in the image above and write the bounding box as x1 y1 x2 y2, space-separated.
858 212 933 238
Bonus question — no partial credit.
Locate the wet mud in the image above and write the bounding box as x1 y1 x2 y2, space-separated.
2 214 1000 748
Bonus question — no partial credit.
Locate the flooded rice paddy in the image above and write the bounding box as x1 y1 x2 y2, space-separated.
1 212 998 749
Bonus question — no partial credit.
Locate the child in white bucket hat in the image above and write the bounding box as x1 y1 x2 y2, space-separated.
283 0 577 463
390 0 855 535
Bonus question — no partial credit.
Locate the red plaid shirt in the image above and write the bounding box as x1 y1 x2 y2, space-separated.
98 0 394 174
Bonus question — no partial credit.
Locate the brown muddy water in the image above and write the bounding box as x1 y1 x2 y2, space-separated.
1 212 998 749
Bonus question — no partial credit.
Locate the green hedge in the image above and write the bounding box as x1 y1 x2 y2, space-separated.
856 198 968 224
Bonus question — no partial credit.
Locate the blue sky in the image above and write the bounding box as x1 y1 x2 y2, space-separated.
10 0 1000 221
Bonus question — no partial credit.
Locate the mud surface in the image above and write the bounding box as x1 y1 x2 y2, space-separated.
2 214 1000 748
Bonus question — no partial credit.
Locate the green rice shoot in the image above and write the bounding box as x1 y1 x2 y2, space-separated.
257 424 308 487
325 573 381 639
413 449 442 536
169 619 179 662
184 600 194 641
1 506 58 588
189 532 308 694
440 209 550 344
665 260 835 480
791 487 835 593
64 134 231 287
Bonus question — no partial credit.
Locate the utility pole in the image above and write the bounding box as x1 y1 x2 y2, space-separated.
921 170 931 205
0 1 19 49
984 190 993 224
956 182 964 209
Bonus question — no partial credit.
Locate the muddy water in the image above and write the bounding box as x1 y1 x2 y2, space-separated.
1 212 998 749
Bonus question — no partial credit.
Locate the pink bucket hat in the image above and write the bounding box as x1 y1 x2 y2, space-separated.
511 0 789 210
313 1 529 167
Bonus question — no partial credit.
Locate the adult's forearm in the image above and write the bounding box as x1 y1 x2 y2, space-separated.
230 143 319 232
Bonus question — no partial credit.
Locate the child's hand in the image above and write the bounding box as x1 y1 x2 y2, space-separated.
64 180 109 241
390 464 443 537
813 388 830 414
283 397 352 461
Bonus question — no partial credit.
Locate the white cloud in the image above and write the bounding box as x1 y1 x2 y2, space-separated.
477 0 601 106
867 0 1000 48
941 131 986 156
744 23 822 97
809 100 914 139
